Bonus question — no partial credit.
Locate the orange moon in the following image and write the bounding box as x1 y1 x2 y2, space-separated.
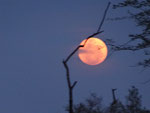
78 37 108 65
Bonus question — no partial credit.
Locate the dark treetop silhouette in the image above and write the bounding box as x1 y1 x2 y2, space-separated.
73 86 150 113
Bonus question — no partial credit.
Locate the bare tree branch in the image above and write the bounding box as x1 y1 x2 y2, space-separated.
109 0 150 68
63 60 74 113
71 81 77 89
97 2 111 33
62 2 111 113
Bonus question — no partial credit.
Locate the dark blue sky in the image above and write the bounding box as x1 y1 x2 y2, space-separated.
0 0 150 113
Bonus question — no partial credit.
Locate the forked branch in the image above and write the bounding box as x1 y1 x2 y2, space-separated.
62 2 111 113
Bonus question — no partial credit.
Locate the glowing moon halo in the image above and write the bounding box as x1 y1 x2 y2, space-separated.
78 37 108 65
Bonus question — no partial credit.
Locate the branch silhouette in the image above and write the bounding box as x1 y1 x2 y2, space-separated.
62 2 111 113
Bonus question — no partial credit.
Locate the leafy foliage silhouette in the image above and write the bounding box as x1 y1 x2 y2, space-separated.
73 86 150 113
126 86 142 113
74 93 104 113
108 0 150 68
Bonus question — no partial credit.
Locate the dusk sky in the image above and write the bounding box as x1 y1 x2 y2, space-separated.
0 0 150 113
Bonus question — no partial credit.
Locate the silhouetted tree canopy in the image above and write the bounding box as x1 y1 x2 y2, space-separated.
73 93 104 113
73 86 150 113
108 0 150 68
107 100 126 113
126 86 142 113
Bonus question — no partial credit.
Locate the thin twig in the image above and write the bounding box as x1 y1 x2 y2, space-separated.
64 45 83 63
97 2 111 33
141 79 150 84
71 81 77 89
83 31 104 46
63 61 71 88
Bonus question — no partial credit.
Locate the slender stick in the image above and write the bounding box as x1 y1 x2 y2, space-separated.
97 2 111 33
63 61 76 113
64 31 104 63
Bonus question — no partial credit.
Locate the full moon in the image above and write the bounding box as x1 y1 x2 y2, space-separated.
78 37 108 65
